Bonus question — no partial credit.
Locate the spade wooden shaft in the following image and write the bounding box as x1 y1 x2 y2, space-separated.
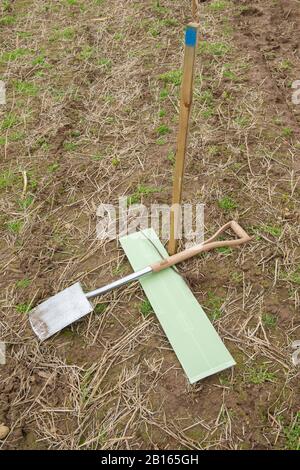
152 221 251 273
88 221 251 295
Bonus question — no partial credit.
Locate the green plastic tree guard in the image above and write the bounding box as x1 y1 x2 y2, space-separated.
120 228 235 383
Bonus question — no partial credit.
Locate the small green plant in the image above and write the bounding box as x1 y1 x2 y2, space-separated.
32 54 47 66
149 24 160 37
159 88 169 100
1 113 18 130
222 20 234 37
219 373 230 386
19 195 34 210
156 124 170 136
28 174 38 191
10 131 25 142
262 313 277 328
34 137 49 150
288 272 300 285
161 18 178 27
16 302 31 313
71 130 81 138
279 59 292 71
284 412 300 450
140 299 153 318
218 196 237 212
234 115 250 128
206 292 223 320
148 18 178 37
198 90 214 106
103 94 115 104
94 303 108 314
199 42 230 57
208 145 219 156
2 0 11 11
198 89 214 117
0 48 29 63
79 46 95 60
113 33 124 41
0 171 16 190
105 116 115 125
50 27 75 41
208 1 228 11
158 109 166 118
17 31 32 39
152 1 170 15
202 108 214 119
262 224 282 238
156 136 166 145
112 264 127 276
91 153 103 161
223 67 238 81
223 90 232 101
167 150 175 164
281 127 293 138
281 267 300 285
159 69 182 86
127 184 157 205
231 271 242 283
273 117 282 126
111 157 120 167
0 15 16 26
34 70 44 77
16 279 31 289
14 80 39 96
48 162 59 172
63 141 77 151
6 220 23 234
216 247 232 255
98 58 112 69
247 365 276 384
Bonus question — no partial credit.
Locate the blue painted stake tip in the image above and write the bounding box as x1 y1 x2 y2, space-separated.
185 26 197 47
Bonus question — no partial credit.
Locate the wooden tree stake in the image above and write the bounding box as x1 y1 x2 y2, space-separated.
168 22 199 255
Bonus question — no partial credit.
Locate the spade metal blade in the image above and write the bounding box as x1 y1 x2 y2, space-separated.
29 282 93 341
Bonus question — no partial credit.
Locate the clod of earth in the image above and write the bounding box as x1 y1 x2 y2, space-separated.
0 424 10 440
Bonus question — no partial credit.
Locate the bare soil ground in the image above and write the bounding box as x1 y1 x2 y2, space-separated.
0 0 299 450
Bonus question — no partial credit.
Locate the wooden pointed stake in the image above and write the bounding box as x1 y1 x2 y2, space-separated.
168 22 199 255
192 0 200 23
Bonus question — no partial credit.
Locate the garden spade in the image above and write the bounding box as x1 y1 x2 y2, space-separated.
29 221 251 342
